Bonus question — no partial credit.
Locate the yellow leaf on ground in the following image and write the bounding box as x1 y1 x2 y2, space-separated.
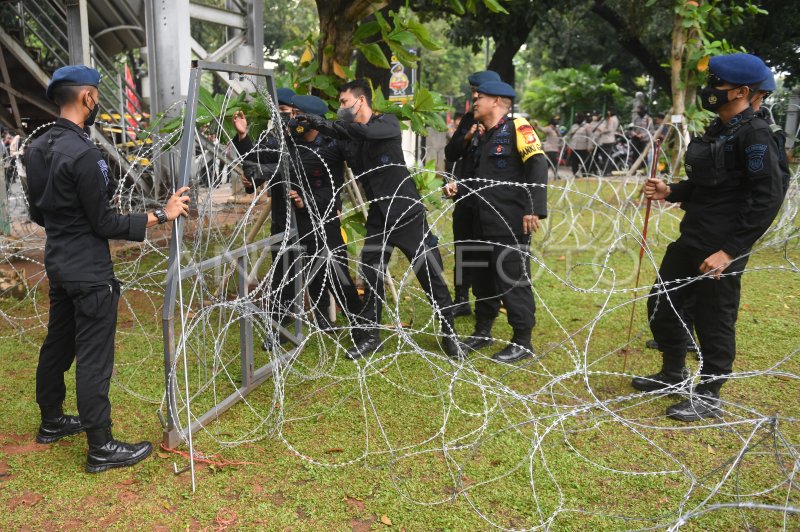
381 515 393 525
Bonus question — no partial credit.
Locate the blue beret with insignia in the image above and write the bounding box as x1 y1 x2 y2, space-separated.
47 65 101 101
292 94 329 117
276 87 296 107
468 70 501 87
476 80 516 98
709 53 769 86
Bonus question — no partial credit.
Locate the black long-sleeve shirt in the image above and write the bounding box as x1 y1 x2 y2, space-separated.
472 115 548 237
24 118 147 283
313 113 425 223
668 108 787 257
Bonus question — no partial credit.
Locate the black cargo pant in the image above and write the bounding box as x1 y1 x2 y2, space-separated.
296 208 361 319
36 279 120 430
452 197 478 296
268 203 298 322
648 240 748 392
358 209 454 327
470 235 536 331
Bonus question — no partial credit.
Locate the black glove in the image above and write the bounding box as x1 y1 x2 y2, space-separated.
295 113 342 137
295 113 325 129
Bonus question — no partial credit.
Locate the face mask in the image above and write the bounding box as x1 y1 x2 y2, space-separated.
337 98 361 123
85 94 99 127
286 118 306 139
279 112 292 124
637 110 645 117
700 85 737 112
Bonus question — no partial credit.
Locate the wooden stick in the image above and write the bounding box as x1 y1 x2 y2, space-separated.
623 138 662 373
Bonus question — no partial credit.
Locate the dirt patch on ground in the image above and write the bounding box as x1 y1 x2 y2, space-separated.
269 490 286 506
351 514 378 532
0 433 49 455
7 491 43 510
345 496 366 512
0 460 13 482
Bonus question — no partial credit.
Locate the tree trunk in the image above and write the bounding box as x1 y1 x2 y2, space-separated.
670 9 690 169
315 0 386 74
487 37 521 87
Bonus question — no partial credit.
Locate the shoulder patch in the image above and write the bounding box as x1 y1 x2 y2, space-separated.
97 159 110 186
744 143 767 173
513 118 543 162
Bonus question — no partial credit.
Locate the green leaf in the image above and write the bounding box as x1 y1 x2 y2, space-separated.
482 0 508 14
413 87 436 112
353 21 381 44
357 43 390 69
375 11 391 34
385 41 418 67
449 0 465 15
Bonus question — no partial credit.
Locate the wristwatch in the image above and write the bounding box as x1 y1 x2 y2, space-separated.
154 208 168 224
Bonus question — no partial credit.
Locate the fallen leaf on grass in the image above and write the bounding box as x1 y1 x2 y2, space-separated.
325 448 344 453
157 452 171 459
707 444 716 455
381 515 393 526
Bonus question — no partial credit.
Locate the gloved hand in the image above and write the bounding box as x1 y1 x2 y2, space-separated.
295 113 325 129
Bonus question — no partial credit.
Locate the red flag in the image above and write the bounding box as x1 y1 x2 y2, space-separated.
124 64 140 137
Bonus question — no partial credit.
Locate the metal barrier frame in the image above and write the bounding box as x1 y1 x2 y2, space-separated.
161 60 304 448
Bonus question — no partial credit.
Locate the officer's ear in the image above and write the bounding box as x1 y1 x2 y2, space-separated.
734 85 751 100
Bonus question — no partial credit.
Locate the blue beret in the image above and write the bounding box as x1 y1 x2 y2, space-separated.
292 94 329 117
758 64 776 91
709 53 769 86
468 70 501 87
276 87 296 107
476 80 516 99
47 65 100 101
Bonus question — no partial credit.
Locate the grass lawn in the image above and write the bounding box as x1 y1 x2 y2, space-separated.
1 177 798 530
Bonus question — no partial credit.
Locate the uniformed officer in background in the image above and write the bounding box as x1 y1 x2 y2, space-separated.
281 94 362 328
444 70 501 318
24 65 190 472
297 79 466 360
632 53 788 421
233 87 300 350
444 80 548 363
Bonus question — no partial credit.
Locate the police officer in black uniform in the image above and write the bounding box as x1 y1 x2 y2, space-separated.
232 87 300 349
632 54 788 421
24 65 190 472
444 70 501 318
282 94 362 328
297 79 465 360
444 80 548 363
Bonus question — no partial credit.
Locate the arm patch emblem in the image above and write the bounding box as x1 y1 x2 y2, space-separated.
514 119 544 162
97 159 110 186
745 143 767 173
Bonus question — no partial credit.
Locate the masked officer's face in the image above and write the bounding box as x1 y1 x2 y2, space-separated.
470 86 478 105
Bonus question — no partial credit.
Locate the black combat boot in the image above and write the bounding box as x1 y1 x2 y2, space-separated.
439 316 467 360
452 285 472 317
492 329 533 363
463 319 495 351
666 386 721 422
85 426 153 473
36 405 84 444
346 330 382 360
631 351 689 392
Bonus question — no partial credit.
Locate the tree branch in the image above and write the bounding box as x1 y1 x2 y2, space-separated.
590 0 671 94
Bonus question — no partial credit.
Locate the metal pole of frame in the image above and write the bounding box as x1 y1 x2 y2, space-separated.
162 61 306 450
162 61 201 448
